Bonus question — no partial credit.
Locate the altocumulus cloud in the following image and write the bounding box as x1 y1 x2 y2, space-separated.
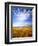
11 6 32 27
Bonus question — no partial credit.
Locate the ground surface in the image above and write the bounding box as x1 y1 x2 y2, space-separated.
11 26 32 38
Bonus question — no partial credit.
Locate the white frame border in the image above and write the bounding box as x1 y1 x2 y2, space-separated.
9 4 36 42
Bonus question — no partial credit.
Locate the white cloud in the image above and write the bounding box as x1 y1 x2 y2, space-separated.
13 10 31 27
13 20 31 27
13 22 30 27
24 9 26 13
17 12 30 21
13 21 23 27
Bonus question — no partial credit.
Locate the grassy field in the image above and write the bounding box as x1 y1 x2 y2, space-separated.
11 26 32 38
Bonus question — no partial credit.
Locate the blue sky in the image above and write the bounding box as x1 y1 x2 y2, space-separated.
11 6 33 27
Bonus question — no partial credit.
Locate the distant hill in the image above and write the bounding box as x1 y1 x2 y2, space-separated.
13 25 32 28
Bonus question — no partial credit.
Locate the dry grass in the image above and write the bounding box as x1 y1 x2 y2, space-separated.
11 27 32 38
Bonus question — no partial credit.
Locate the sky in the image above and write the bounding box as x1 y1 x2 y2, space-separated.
11 6 33 27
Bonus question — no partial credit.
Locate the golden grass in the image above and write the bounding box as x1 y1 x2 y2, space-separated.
11 27 32 38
